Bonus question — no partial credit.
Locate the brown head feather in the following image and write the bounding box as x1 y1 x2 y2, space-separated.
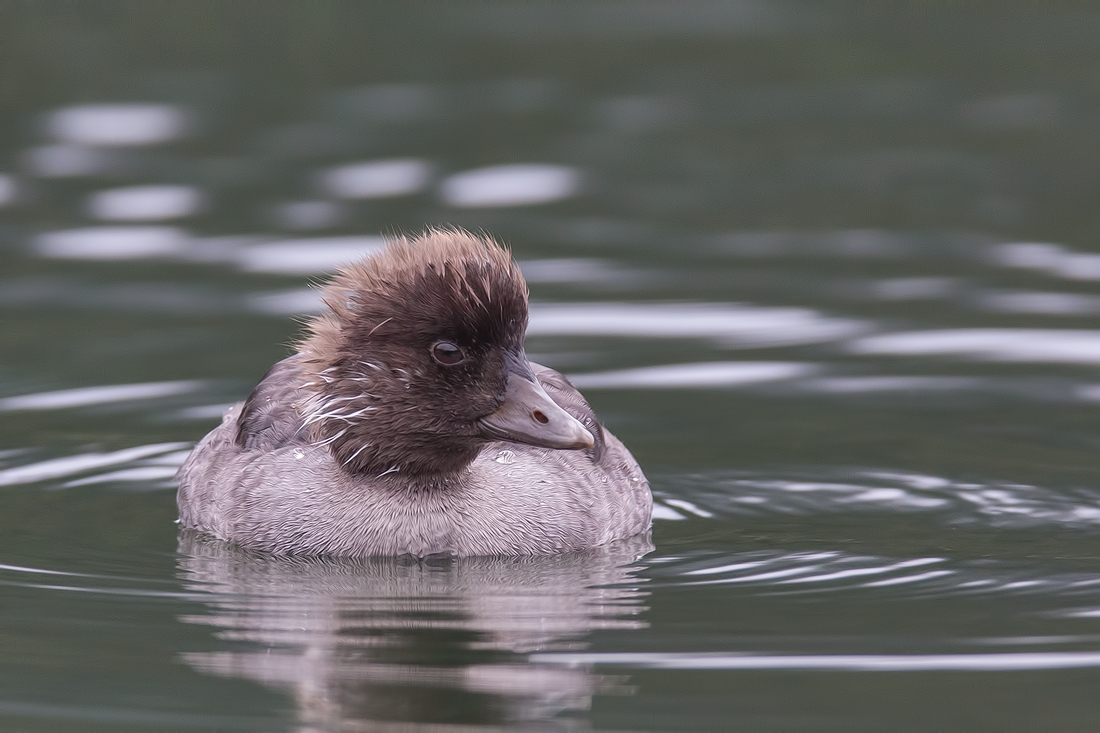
295 228 530 476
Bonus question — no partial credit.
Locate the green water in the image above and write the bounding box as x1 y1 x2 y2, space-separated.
4 2 1100 730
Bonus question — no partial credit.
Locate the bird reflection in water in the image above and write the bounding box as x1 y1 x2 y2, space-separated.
176 531 652 730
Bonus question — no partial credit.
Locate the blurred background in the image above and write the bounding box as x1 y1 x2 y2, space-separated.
4 2 1100 731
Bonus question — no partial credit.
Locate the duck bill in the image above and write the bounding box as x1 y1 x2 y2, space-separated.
478 371 595 451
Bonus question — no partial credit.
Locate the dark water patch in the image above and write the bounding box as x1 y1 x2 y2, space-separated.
0 700 277 731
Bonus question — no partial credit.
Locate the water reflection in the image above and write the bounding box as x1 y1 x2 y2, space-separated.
651 546 1100 606
995 242 1100 281
177 532 652 730
0 174 17 206
35 225 189 260
570 361 815 388
851 328 1100 364
318 159 433 200
0 442 187 487
87 185 204 222
979 290 1100 315
23 144 129 178
440 164 581 208
45 104 190 147
0 380 203 411
657 469 1100 529
533 649 1100 672
527 302 865 346
233 236 384 274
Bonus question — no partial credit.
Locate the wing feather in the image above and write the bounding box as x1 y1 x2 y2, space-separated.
236 357 309 451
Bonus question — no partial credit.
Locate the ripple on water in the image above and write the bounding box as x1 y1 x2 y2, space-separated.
851 328 1100 364
317 158 433 199
45 104 190 147
527 302 867 346
530 650 1100 672
440 164 580 208
570 361 816 389
0 557 199 602
36 226 190 260
0 381 205 411
231 236 384 274
995 242 1100 281
523 543 1100 676
86 185 205 222
0 443 188 488
650 550 952 593
567 361 1100 407
653 469 1100 529
0 173 17 205
647 546 1100 605
0 381 229 492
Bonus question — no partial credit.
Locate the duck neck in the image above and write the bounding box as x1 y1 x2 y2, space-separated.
324 427 483 480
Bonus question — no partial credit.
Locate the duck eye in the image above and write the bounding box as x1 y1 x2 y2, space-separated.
431 341 464 365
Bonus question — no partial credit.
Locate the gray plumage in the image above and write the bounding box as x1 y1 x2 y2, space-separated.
177 229 652 557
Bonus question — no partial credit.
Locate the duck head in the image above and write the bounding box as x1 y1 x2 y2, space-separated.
297 229 594 477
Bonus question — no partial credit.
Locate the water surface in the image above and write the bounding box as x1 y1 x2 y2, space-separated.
3 2 1100 730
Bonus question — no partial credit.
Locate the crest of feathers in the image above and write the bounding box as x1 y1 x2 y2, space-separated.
298 228 529 372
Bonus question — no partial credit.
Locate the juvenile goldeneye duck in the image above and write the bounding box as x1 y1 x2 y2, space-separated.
177 228 652 556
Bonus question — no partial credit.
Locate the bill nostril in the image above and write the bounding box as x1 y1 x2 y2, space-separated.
532 410 549 424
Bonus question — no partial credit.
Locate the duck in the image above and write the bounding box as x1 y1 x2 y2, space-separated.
177 228 652 557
